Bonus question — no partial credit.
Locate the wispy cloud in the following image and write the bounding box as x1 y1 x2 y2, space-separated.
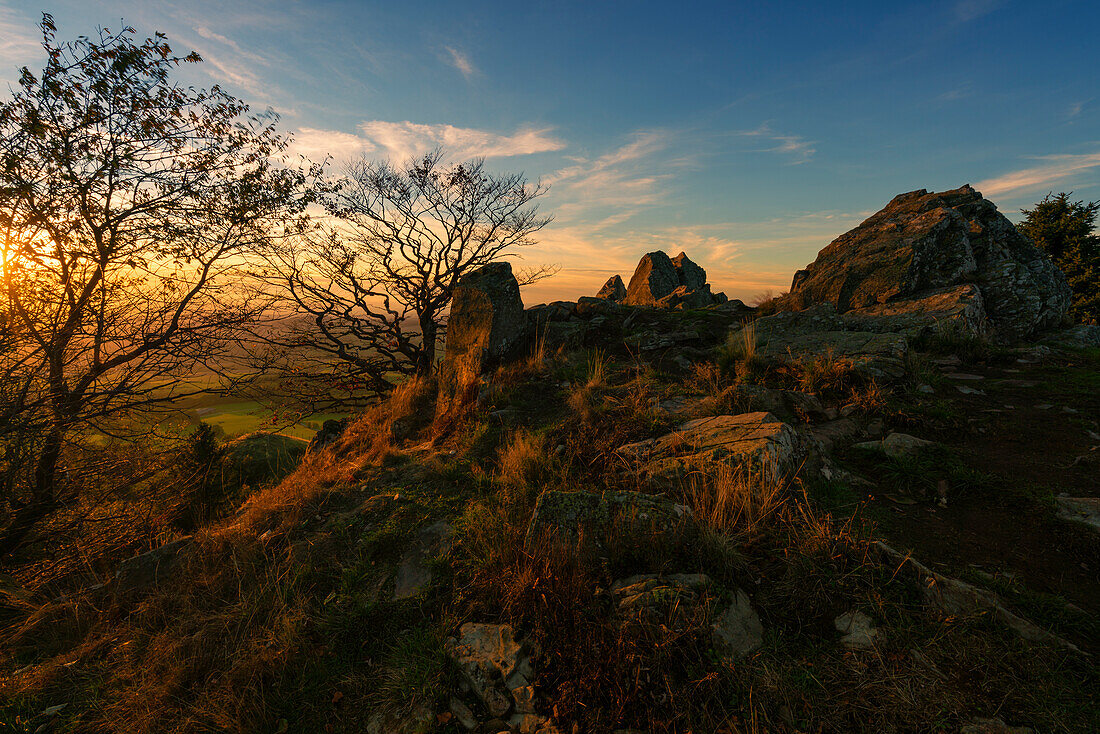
736 124 816 164
1067 100 1087 119
443 46 476 80
0 6 42 81
952 0 1003 23
289 120 565 163
974 152 1100 198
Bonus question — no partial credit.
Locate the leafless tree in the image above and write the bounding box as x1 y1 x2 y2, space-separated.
253 151 552 409
0 16 313 553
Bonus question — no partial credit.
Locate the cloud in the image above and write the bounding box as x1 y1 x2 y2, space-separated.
444 46 476 80
974 152 1100 198
736 124 816 164
288 120 565 163
0 7 42 80
1067 100 1086 119
953 0 1003 23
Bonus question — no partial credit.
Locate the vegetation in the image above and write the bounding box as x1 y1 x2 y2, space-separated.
1019 192 1100 324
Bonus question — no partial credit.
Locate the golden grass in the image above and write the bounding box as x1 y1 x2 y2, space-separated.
685 464 786 536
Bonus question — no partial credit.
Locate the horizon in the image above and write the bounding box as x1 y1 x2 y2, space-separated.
1 0 1098 304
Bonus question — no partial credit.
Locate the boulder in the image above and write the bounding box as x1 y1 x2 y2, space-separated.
853 432 935 459
1043 324 1100 350
622 251 725 308
623 251 681 306
617 412 819 485
444 262 527 380
524 489 688 552
595 274 627 302
712 588 764 658
834 610 878 649
307 417 349 453
749 307 909 380
787 185 1070 341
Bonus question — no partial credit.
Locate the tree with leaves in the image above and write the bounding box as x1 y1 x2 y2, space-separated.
0 15 313 553
253 150 552 411
1018 192 1100 324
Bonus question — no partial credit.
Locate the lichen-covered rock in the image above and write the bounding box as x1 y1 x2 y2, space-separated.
712 588 764 658
750 307 909 380
618 412 819 485
445 623 534 719
220 432 308 490
444 262 527 379
524 490 688 552
672 252 707 290
787 186 1070 341
595 274 627 302
840 284 989 339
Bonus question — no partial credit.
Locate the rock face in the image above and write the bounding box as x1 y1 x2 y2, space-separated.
621 251 726 308
617 412 819 485
595 274 627 302
787 186 1070 341
445 623 535 719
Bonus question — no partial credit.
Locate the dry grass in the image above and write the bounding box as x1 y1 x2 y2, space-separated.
685 464 786 536
234 375 434 532
567 348 609 420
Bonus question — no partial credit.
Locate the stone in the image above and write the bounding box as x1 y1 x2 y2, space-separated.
1043 324 1100 349
595 274 627 302
734 384 828 422
917 384 935 394
445 623 534 719
307 417 349 453
443 262 527 384
622 251 722 309
574 296 621 317
1054 497 1100 535
623 251 681 306
957 385 985 395
712 588 764 657
750 305 909 380
834 610 878 649
808 418 862 452
448 697 478 730
116 537 191 592
393 521 454 600
840 284 989 339
525 490 686 553
853 432 935 458
617 412 820 486
611 573 712 610
787 185 1070 341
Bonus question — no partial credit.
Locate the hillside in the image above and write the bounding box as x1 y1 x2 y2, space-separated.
2 188 1099 733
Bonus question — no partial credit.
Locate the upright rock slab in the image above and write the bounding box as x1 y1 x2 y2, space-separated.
787 186 1070 341
595 274 627 302
439 262 526 412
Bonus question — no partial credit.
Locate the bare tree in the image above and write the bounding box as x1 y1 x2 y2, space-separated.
254 150 552 408
0 16 312 553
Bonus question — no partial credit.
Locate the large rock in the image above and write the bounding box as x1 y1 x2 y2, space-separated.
444 262 526 379
595 274 627 302
618 412 819 485
750 306 909 380
622 251 725 308
445 623 535 719
788 186 1070 341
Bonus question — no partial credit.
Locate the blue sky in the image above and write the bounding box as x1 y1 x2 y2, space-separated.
2 0 1098 303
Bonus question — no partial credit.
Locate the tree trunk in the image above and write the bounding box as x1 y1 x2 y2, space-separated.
0 427 62 558
416 317 437 376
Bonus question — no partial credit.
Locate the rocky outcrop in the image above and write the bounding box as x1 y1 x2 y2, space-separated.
787 186 1070 341
446 623 535 720
595 274 626 302
620 251 726 309
749 305 909 380
840 284 988 338
617 412 820 485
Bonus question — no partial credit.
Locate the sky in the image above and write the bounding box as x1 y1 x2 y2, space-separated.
1 0 1098 304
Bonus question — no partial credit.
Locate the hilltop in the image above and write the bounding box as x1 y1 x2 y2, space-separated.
2 187 1099 733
